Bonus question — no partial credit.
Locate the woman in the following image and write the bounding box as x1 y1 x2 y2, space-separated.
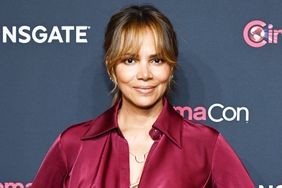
32 5 255 188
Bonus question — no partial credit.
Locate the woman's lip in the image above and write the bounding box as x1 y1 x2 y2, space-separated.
134 86 156 89
133 86 156 94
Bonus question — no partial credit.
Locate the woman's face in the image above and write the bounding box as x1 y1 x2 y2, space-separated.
114 29 172 109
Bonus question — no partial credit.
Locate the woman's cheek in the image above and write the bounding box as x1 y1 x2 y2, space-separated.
116 65 136 83
152 66 171 82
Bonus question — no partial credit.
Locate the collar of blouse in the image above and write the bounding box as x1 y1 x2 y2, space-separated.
81 97 183 149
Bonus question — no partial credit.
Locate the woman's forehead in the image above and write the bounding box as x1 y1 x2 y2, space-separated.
120 28 162 56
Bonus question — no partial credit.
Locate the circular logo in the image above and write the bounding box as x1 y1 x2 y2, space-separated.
249 26 265 43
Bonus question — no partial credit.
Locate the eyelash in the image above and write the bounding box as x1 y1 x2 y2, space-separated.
152 58 163 64
124 58 135 64
123 58 163 65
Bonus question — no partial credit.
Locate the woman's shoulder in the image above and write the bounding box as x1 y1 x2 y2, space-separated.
60 119 93 141
182 119 220 147
58 105 115 145
183 119 219 135
51 119 95 168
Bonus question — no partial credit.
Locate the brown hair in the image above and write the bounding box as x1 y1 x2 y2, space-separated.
104 4 178 104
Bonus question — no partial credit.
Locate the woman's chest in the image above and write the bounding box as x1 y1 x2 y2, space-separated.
65 133 212 188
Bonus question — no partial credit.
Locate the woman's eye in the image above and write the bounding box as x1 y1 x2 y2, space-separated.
124 58 135 64
152 58 163 64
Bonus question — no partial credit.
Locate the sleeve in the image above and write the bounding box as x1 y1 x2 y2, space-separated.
211 134 255 188
32 134 68 188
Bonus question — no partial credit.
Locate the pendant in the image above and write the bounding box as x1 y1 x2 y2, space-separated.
134 154 146 163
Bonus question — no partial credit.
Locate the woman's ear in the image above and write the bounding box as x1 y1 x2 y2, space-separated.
105 60 114 81
170 66 174 78
110 67 118 85
109 67 119 94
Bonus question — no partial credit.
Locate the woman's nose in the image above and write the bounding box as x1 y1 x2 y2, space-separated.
136 60 153 80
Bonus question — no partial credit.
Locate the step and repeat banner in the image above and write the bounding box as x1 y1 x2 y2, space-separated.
0 0 281 187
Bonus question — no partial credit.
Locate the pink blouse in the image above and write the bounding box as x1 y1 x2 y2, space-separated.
32 97 255 188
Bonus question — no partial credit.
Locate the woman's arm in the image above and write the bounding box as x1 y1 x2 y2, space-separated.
32 135 68 188
211 134 255 188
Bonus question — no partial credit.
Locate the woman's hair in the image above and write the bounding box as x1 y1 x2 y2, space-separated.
104 4 178 103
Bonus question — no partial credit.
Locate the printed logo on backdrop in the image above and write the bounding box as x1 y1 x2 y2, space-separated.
0 25 91 44
243 20 282 48
0 182 31 188
259 185 282 188
174 103 250 123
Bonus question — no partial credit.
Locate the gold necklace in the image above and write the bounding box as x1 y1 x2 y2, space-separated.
129 150 150 188
129 151 149 163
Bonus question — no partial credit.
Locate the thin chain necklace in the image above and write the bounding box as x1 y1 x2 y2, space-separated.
129 150 150 188
122 131 151 187
130 151 149 163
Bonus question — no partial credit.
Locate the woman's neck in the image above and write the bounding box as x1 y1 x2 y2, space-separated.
117 97 164 134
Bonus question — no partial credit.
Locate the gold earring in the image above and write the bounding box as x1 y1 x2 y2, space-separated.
110 76 117 85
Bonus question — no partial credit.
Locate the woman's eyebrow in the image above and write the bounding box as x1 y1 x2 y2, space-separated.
149 54 162 59
122 53 136 57
121 53 161 58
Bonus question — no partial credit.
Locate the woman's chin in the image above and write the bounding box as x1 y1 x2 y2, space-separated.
126 96 163 109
